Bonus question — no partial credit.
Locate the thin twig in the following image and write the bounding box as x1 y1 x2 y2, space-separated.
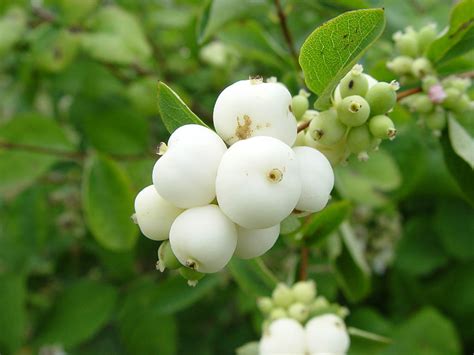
396 87 422 101
299 246 309 280
274 0 300 70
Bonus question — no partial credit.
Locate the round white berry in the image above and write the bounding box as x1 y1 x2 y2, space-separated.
234 224 280 259
305 314 350 354
216 136 302 229
169 205 237 273
134 185 183 241
213 79 297 146
153 125 227 209
293 146 334 213
259 318 306 355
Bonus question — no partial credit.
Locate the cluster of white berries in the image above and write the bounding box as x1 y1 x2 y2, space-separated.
294 64 399 165
133 77 335 285
258 281 350 355
387 24 438 82
401 75 472 136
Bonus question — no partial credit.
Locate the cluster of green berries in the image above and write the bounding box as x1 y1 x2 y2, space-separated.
257 281 348 325
386 24 437 82
402 75 473 136
293 64 399 165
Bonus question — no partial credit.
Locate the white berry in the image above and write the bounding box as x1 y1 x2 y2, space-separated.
133 185 183 241
213 79 297 146
153 124 227 208
305 314 350 354
293 146 334 213
259 318 306 355
216 136 302 229
234 224 280 259
169 205 237 273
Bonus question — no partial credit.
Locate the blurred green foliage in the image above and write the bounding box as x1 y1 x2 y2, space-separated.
0 0 473 354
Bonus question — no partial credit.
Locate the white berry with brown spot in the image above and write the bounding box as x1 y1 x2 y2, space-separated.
305 314 350 354
216 136 302 229
213 79 297 146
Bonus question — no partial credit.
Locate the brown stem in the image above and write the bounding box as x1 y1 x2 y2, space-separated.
274 0 300 70
299 246 309 280
297 120 311 133
458 70 474 79
396 87 422 101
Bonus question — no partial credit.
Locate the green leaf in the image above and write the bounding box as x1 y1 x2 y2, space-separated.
120 275 220 317
335 149 401 207
380 308 461 355
157 82 207 134
0 273 26 355
197 0 267 44
298 200 352 246
228 258 278 297
435 199 474 261
427 0 474 63
394 217 448 277
36 280 118 349
448 115 474 169
332 223 371 302
299 8 386 109
82 154 138 251
0 114 75 196
440 128 474 207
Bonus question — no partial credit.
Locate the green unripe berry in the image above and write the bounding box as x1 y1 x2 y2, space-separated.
443 77 471 92
442 88 462 110
386 56 414 75
269 307 287 321
424 109 446 131
393 31 419 57
292 94 310 120
453 94 471 113
308 108 346 145
339 64 369 98
293 130 306 147
272 283 294 308
292 280 317 304
288 302 310 323
347 125 371 154
337 95 370 127
370 137 382 151
257 297 274 314
368 115 396 139
157 240 181 272
417 24 437 53
410 94 434 113
311 296 330 312
365 81 399 115
422 75 439 92
179 267 204 287
411 57 433 78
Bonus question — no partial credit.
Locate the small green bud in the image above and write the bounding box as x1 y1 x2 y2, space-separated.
339 64 369 98
337 95 370 127
365 81 399 115
442 88 462 110
421 75 439 92
179 267 204 287
411 57 433 78
410 94 433 113
272 283 294 308
337 306 350 318
424 109 446 132
308 108 347 145
288 302 310 323
368 115 396 139
347 125 371 155
311 296 330 311
292 280 317 304
442 77 471 92
386 56 414 75
157 240 181 272
257 297 274 314
269 307 287 320
393 30 419 57
291 90 310 120
453 94 472 113
417 23 437 53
